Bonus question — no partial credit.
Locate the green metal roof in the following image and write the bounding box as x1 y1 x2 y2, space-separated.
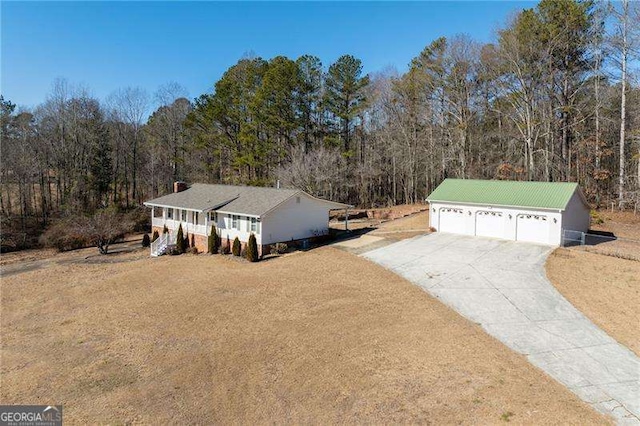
426 179 581 210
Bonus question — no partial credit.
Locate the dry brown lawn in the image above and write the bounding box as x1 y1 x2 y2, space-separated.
546 248 640 356
1 247 607 424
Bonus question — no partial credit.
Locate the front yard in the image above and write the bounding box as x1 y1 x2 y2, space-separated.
1 245 605 424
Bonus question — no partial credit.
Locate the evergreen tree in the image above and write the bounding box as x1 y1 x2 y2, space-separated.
176 223 185 253
208 226 214 254
223 236 231 254
324 55 370 154
142 233 151 247
232 237 241 256
246 233 259 262
90 133 112 207
152 229 159 242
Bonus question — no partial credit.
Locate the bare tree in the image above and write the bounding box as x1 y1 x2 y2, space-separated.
106 87 149 205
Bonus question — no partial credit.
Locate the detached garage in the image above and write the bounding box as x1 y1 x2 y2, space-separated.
426 179 590 246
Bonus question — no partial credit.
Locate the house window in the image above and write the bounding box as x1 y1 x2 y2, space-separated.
209 212 218 223
181 210 187 221
167 208 173 219
232 215 239 230
194 212 199 225
250 217 260 234
153 207 163 218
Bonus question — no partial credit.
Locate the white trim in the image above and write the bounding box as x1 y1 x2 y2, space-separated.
215 210 261 218
427 199 564 212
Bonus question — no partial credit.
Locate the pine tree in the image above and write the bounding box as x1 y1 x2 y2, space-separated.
176 223 185 254
213 227 220 253
223 236 231 254
152 230 159 242
142 233 151 247
184 232 190 249
208 226 215 254
324 55 370 154
246 233 258 262
232 237 241 256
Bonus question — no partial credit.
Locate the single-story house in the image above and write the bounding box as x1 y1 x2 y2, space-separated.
426 179 590 245
144 182 351 256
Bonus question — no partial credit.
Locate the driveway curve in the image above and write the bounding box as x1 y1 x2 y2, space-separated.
363 233 639 424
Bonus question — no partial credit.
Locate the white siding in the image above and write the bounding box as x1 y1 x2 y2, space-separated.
212 213 262 246
260 194 331 245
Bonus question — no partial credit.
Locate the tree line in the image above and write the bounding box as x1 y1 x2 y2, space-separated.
1 0 639 251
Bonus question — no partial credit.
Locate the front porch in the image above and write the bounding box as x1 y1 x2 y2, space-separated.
151 206 209 237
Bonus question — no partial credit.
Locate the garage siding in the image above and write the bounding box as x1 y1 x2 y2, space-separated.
561 192 591 234
429 202 563 245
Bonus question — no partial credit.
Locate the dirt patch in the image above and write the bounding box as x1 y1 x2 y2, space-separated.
0 235 146 277
591 210 640 240
371 210 430 233
1 247 606 424
546 248 640 356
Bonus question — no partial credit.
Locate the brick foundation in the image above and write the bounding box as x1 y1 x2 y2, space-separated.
152 226 262 256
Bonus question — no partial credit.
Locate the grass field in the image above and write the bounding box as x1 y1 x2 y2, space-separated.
546 248 640 356
0 243 607 424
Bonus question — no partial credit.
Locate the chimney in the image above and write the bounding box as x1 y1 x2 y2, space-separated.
276 180 280 189
173 181 188 193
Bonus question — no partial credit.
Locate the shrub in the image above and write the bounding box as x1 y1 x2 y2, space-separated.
188 246 199 255
40 218 92 252
222 236 231 254
590 210 604 225
152 229 159 242
232 237 241 256
142 233 151 247
246 233 259 262
162 224 169 234
184 232 191 249
41 209 134 254
208 226 220 254
176 223 185 254
191 234 195 248
126 206 150 232
270 242 288 255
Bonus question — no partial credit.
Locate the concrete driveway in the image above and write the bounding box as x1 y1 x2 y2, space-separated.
363 232 640 424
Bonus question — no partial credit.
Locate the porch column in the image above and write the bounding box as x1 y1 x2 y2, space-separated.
162 207 167 220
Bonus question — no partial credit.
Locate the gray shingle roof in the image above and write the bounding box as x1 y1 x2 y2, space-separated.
144 184 348 216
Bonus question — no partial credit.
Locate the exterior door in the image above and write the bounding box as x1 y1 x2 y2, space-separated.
439 207 465 234
475 211 505 239
516 214 549 244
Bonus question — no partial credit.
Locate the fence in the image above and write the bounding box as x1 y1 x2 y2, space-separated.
562 229 623 247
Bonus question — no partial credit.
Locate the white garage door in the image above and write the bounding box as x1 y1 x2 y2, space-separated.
439 207 466 234
516 214 549 244
475 211 505 239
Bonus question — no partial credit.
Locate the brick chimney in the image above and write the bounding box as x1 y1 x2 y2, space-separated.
173 181 188 193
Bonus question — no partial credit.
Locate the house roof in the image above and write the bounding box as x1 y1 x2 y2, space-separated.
426 179 583 211
144 183 349 216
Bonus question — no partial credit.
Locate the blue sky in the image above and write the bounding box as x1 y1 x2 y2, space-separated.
1 1 537 110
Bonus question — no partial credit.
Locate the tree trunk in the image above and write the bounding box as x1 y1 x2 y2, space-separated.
618 0 628 209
